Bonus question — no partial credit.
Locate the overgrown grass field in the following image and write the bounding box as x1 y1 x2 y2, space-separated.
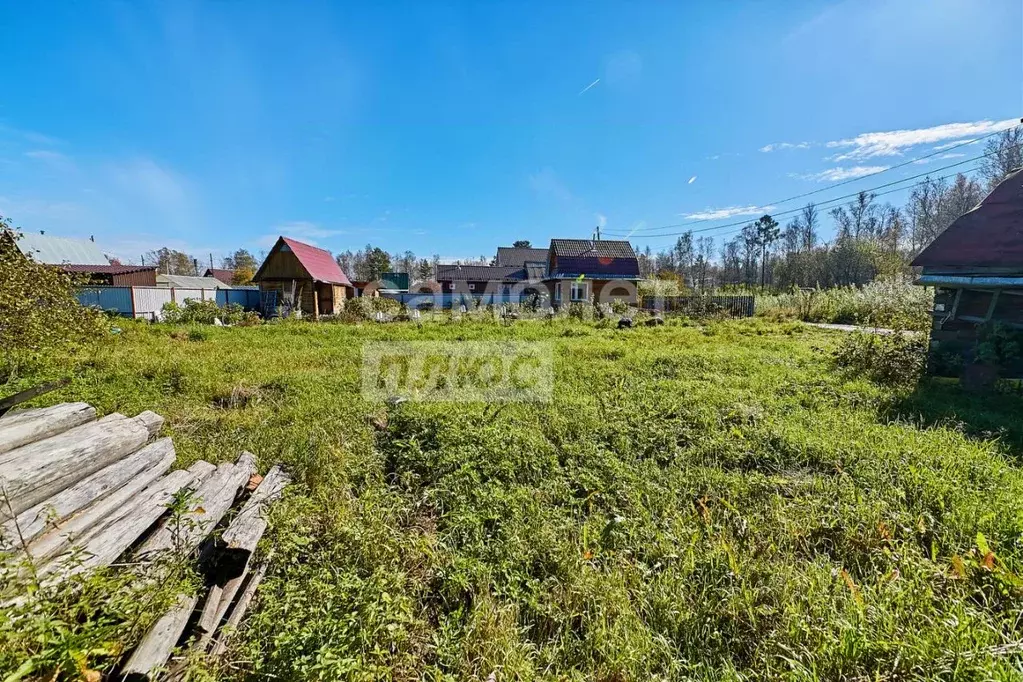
5 318 1023 680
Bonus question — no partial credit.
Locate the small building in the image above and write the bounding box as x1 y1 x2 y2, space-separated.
252 236 353 316
435 264 529 294
203 268 236 285
544 239 640 305
60 263 157 286
912 168 1023 374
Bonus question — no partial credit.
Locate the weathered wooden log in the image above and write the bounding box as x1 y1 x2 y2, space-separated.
196 583 227 637
0 411 164 519
38 460 215 581
210 559 269 657
216 465 290 577
136 452 257 560
195 556 250 649
0 402 96 455
120 592 198 682
23 456 211 567
0 378 71 417
2 438 175 550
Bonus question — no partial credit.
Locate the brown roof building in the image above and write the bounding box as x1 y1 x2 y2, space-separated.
912 168 1023 375
252 236 353 317
59 263 158 287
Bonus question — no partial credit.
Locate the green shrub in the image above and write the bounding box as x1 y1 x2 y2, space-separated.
0 222 104 381
832 329 927 386
161 299 248 325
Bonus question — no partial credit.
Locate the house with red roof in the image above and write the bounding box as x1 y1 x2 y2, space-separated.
252 236 354 317
912 168 1023 375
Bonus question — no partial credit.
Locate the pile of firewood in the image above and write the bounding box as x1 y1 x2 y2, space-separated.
0 402 289 680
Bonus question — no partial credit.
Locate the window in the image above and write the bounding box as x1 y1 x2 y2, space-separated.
956 289 996 321
468 283 475 291
993 291 1023 326
570 281 588 301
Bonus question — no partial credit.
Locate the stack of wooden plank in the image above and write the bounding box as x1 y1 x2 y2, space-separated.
0 402 289 680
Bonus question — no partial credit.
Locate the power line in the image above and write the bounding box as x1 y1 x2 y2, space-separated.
632 164 984 247
607 123 1019 238
604 142 1019 241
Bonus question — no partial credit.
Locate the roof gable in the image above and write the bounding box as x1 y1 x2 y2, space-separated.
253 236 352 285
204 268 235 284
547 238 640 278
912 168 1023 269
549 239 637 260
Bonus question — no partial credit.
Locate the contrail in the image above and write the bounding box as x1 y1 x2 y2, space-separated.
578 78 600 95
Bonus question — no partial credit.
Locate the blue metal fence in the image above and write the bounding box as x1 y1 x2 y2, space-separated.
216 288 261 309
76 286 261 318
381 292 530 308
76 287 134 313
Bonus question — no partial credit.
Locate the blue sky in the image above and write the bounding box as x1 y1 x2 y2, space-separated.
0 0 1019 264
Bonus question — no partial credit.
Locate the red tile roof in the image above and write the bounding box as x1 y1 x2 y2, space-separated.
912 168 1023 269
281 237 352 285
58 264 157 275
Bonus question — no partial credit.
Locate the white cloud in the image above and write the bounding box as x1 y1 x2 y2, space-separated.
826 118 1018 160
801 165 889 182
932 140 980 151
687 175 697 184
678 205 776 221
24 150 74 171
759 141 811 153
595 213 607 228
578 78 600 95
912 152 967 165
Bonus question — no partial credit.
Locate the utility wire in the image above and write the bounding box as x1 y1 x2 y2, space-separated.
604 141 1020 240
631 163 984 247
607 123 1019 238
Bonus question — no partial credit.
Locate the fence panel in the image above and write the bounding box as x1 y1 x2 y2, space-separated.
132 287 174 319
219 288 261 310
381 292 528 308
174 288 208 303
640 295 755 318
76 287 133 314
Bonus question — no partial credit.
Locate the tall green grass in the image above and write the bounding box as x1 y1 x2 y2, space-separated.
756 278 933 330
3 318 1022 680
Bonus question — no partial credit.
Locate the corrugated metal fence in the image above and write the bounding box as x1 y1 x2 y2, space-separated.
77 286 261 319
381 292 528 308
640 295 755 318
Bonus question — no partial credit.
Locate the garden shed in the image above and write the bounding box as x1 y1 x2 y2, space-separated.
252 236 353 317
912 167 1023 375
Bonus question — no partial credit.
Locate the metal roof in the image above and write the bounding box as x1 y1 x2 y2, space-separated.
496 247 549 267
549 239 637 260
60 264 157 275
912 168 1023 269
915 274 1023 288
15 232 109 266
277 237 352 285
157 274 233 289
435 264 527 281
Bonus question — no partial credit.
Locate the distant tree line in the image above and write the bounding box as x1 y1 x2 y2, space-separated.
638 127 1022 291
